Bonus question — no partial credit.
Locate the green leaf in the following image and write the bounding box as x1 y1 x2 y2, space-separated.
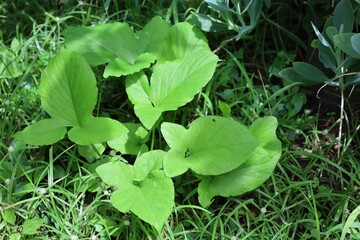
10 233 21 240
126 51 218 129
161 116 258 177
13 118 67 146
311 22 332 48
22 218 44 235
96 151 174 233
333 33 360 59
78 143 105 163
104 53 156 78
292 62 330 83
218 100 231 118
190 13 230 33
351 33 360 56
158 22 211 62
65 17 169 76
198 116 281 207
0 45 22 78
279 67 308 85
3 208 16 225
107 123 149 155
333 0 354 33
68 117 128 145
14 50 127 145
39 50 97 126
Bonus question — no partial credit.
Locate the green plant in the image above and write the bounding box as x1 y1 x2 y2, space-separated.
279 0 360 156
13 16 281 234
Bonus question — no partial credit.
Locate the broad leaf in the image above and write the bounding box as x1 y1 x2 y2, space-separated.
22 218 44 235
68 117 127 145
157 22 211 62
14 50 127 145
13 118 67 146
198 116 281 207
293 62 330 83
161 116 258 177
351 33 360 56
126 51 218 129
39 50 97 126
333 33 360 59
107 123 149 155
333 0 353 33
96 151 174 233
65 17 169 77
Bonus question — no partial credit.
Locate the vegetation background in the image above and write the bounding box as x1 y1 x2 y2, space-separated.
1 0 360 239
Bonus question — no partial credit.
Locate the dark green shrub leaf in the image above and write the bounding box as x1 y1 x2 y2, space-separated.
333 33 360 59
198 116 281 207
293 62 330 83
333 0 354 33
189 13 230 32
351 33 360 55
161 116 258 177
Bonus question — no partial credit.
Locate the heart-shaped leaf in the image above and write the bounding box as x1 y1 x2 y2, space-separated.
198 116 281 207
14 50 127 145
96 151 174 233
161 116 258 177
126 50 218 129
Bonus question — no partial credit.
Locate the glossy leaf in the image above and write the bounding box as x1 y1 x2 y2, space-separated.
126 50 218 129
333 0 353 33
107 123 149 155
198 117 281 207
96 151 174 233
334 33 360 59
161 116 258 177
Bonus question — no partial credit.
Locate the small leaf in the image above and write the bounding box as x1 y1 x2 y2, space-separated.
0 45 22 78
334 33 360 59
162 116 258 177
333 0 354 33
218 100 231 118
293 62 330 83
107 123 149 155
205 0 236 14
189 13 230 33
311 22 332 48
3 208 16 225
68 117 128 145
13 118 67 146
10 233 21 240
22 218 44 235
104 53 156 77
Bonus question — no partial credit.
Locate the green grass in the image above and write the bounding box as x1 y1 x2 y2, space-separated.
1 0 360 239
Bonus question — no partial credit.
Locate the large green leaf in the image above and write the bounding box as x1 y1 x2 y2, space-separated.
292 62 330 83
13 118 67 146
126 51 218 129
39 50 97 126
198 116 281 207
14 50 127 145
65 16 169 77
333 0 353 33
157 22 211 62
161 116 258 177
107 123 149 155
96 151 174 233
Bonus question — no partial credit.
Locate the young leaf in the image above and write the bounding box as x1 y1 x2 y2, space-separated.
198 116 281 207
96 151 174 233
126 50 218 129
14 50 127 145
333 0 354 33
107 123 149 155
161 116 258 177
